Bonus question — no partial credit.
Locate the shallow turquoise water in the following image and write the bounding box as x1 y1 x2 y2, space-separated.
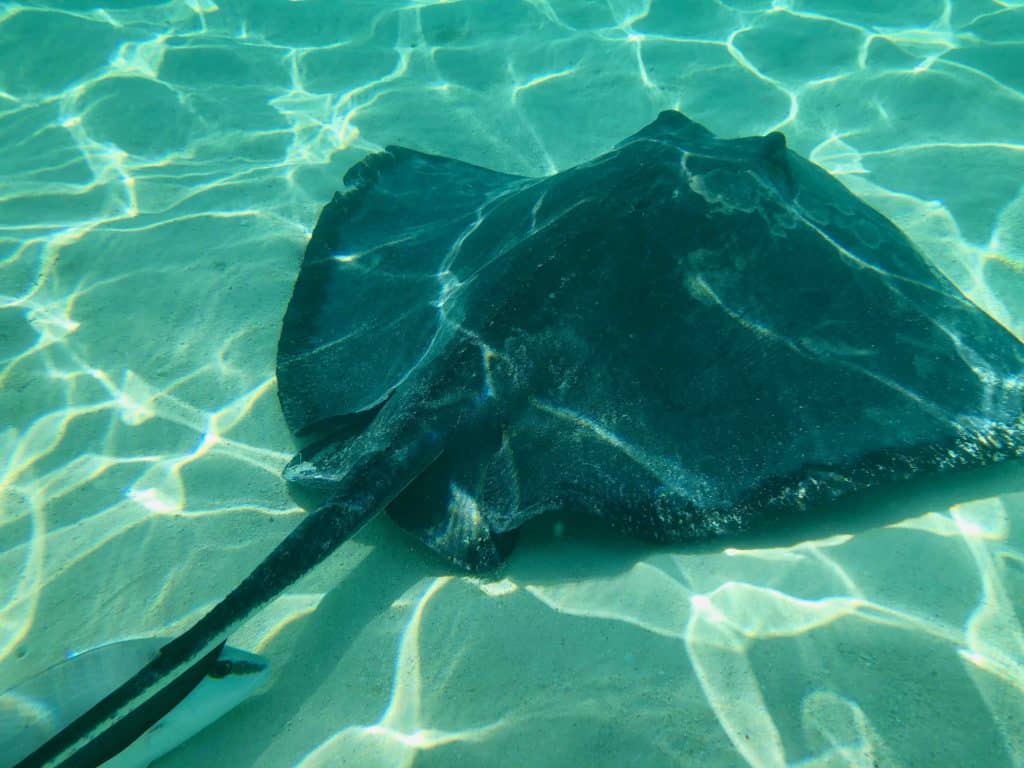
1 1 1023 766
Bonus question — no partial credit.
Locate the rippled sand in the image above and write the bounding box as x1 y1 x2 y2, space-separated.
1 2 1022 766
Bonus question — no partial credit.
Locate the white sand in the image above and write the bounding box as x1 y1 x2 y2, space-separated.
1 2 1022 766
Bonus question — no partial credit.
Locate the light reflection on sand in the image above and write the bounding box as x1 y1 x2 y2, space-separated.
0 0 1022 766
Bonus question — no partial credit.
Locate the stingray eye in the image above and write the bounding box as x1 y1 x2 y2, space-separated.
210 659 233 679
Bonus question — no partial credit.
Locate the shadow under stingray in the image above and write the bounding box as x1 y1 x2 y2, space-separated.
170 455 1024 765
505 457 1024 584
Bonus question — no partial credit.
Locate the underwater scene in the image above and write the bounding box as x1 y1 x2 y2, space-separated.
1 1 1023 766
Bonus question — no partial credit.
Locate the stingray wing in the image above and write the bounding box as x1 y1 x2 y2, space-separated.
276 147 528 436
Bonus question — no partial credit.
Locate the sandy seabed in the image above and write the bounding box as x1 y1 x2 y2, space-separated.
1 2 1023 766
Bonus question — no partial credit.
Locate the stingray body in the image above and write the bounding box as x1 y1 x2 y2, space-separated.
277 109 1024 569
21 110 1024 766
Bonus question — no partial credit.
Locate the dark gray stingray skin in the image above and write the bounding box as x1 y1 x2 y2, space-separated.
21 110 1024 767
277 109 1024 570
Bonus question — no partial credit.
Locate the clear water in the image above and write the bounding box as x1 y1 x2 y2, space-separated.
1 1 1023 766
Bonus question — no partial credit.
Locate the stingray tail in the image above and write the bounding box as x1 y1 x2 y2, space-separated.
14 423 444 768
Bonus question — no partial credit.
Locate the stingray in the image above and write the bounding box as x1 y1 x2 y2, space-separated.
20 110 1024 767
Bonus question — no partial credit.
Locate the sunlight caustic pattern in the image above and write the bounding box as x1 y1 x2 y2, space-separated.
527 497 1024 766
267 495 1024 767
1 0 1023 766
